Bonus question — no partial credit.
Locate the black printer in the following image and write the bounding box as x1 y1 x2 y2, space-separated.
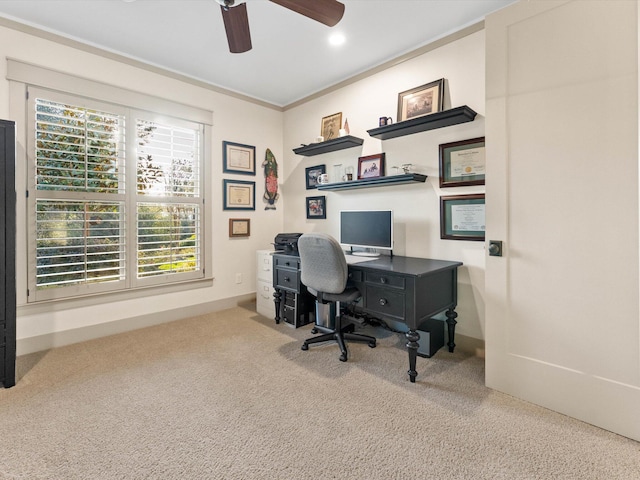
273 233 302 253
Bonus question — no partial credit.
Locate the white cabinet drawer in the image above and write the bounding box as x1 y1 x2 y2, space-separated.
256 279 275 318
256 250 273 283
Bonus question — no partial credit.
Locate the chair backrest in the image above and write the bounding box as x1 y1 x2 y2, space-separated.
298 233 348 294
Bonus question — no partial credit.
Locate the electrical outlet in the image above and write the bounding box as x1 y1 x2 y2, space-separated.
235 273 242 284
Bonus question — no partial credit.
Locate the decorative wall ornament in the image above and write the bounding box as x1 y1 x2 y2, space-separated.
262 148 279 210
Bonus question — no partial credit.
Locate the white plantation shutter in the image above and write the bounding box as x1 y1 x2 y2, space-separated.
27 87 208 302
134 117 203 285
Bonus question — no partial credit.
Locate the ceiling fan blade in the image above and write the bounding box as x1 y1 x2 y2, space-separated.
220 3 252 53
269 0 345 27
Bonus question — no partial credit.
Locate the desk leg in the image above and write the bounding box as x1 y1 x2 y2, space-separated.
445 308 458 352
405 329 420 383
273 288 282 324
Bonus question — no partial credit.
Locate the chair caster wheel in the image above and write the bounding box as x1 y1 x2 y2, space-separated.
339 354 347 362
369 341 376 348
301 343 309 351
311 327 318 334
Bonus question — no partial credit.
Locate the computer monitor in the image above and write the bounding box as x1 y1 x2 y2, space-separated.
339 210 393 256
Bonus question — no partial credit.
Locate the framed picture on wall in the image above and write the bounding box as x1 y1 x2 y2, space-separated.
306 195 326 219
439 137 485 187
305 165 326 189
223 179 255 210
440 194 485 241
229 218 250 237
397 79 445 122
223 141 256 175
357 153 385 179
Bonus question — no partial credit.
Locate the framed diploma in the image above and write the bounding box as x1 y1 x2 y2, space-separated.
440 194 485 241
439 137 485 187
223 179 255 210
229 218 250 237
223 141 256 175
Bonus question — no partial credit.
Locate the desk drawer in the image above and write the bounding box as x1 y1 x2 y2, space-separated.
364 272 405 290
364 285 405 320
274 256 300 270
275 268 300 292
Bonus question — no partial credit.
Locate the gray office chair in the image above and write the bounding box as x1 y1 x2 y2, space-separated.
298 233 376 362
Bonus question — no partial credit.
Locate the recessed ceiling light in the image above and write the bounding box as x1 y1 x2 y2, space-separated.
329 33 346 47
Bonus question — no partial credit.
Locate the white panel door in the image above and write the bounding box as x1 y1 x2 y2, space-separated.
485 0 640 441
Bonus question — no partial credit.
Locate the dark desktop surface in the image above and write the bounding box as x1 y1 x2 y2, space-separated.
344 254 462 276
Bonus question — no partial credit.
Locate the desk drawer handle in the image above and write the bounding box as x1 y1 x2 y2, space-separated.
379 298 388 306
380 277 387 284
284 276 290 282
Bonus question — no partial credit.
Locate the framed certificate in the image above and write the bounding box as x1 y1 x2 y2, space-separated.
223 179 255 210
439 137 485 187
440 194 485 241
223 141 256 175
229 218 250 237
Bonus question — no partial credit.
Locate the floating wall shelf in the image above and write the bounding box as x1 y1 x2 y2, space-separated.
316 173 427 191
292 135 364 156
367 106 477 140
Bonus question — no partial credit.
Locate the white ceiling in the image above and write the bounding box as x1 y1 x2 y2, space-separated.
0 0 516 107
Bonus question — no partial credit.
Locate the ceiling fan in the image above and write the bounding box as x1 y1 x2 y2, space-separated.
216 0 345 53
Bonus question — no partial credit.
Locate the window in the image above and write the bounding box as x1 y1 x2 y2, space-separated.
27 87 208 302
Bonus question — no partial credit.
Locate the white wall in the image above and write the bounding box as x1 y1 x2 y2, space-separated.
282 30 487 341
0 24 284 353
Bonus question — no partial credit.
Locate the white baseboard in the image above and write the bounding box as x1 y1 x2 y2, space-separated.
17 293 256 356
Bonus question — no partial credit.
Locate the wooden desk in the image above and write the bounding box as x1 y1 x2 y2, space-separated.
347 255 462 383
272 252 462 383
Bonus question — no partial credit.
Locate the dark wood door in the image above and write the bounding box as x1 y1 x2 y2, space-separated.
1 119 16 388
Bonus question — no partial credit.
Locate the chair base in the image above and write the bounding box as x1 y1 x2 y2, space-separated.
301 316 376 362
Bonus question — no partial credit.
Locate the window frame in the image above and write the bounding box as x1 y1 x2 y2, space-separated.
21 82 212 303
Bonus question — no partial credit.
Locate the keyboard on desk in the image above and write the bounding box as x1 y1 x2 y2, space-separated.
344 254 377 265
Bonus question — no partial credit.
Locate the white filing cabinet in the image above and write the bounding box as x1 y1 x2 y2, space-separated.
256 250 275 318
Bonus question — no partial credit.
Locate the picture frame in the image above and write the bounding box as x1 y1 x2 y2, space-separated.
357 153 385 180
306 195 326 219
439 137 485 187
397 78 445 122
320 112 342 141
305 165 326 190
223 179 255 210
223 141 256 175
229 218 250 237
440 194 485 241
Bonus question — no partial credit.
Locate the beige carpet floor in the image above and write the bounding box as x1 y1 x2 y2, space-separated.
1 304 639 479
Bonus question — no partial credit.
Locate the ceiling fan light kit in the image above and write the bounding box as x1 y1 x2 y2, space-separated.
217 0 345 54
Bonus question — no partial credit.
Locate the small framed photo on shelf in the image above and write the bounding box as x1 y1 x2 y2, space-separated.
305 165 326 190
397 78 445 122
439 137 485 187
229 218 250 237
223 141 256 175
357 153 385 180
321 112 342 141
440 194 485 241
223 179 255 210
306 195 326 219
